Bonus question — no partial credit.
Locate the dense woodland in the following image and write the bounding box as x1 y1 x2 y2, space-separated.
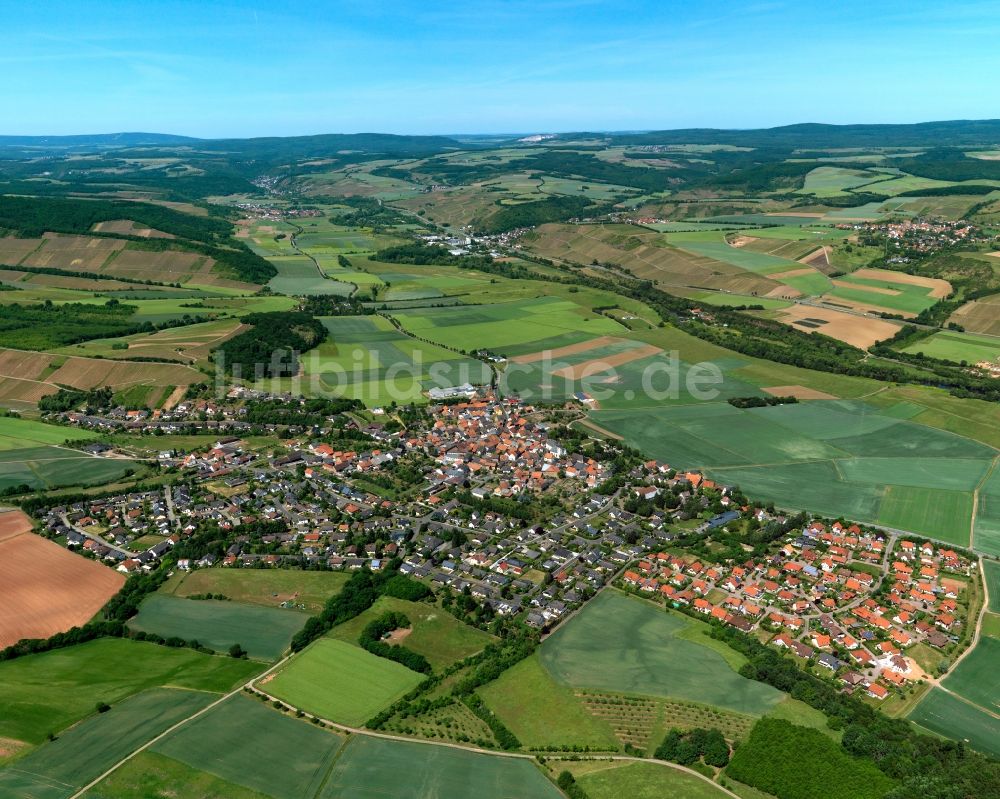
214 311 328 378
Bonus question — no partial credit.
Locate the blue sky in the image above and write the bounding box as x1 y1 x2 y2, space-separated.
4 0 1000 137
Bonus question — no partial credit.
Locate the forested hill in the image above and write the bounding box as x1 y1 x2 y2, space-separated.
563 119 1000 149
0 132 199 151
199 132 463 159
0 131 463 159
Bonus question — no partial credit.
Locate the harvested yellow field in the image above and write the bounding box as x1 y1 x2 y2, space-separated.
762 385 838 400
551 344 661 379
0 237 44 265
772 304 901 348
510 335 627 364
92 219 174 238
949 295 1000 336
0 348 203 406
851 267 951 299
105 249 208 279
22 234 125 271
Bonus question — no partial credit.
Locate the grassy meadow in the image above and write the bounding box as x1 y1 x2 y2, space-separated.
265 638 425 726
162 568 350 614
326 596 495 669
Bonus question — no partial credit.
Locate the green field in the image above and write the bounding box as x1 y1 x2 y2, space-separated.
319 735 563 799
797 166 885 197
909 688 1000 758
877 485 974 540
537 591 783 715
478 654 620 749
151 694 344 799
973 467 1000 556
593 399 995 545
0 416 98 448
682 291 792 310
569 761 730 799
266 638 425 726
162 568 350 614
824 271 940 315
267 255 354 295
299 314 492 405
940 635 1000 713
985 561 1000 613
391 296 624 353
127 594 306 661
82 751 272 799
0 445 140 493
326 596 495 669
901 329 1000 364
665 234 801 274
0 638 260 745
0 688 216 799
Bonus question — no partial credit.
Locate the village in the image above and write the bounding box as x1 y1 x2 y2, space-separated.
37 391 978 706
842 216 989 254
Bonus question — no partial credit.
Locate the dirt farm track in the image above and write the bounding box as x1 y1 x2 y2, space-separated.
0 510 124 649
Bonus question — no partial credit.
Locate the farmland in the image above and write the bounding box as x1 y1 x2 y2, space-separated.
0 231 258 290
908 688 1000 758
523 223 781 295
5 122 1000 797
663 230 833 296
899 328 1000 364
560 761 730 799
52 318 246 365
0 688 217 799
326 595 495 669
593 399 996 545
81 751 272 799
265 638 425 726
950 293 1000 335
268 255 354 295
797 166 887 197
986 561 1000 612
477 654 621 750
151 694 344 799
766 304 901 348
0 513 124 649
939 635 1000 715
127 594 305 661
0 637 260 744
973 466 1000 556
319 735 562 799
575 690 756 752
819 268 950 317
536 591 783 715
0 346 203 410
162 568 350 614
299 315 492 404
391 295 625 353
0 415 99 448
